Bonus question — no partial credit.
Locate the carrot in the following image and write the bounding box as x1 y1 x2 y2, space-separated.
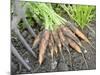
52 31 62 51
49 33 54 58
58 29 69 48
61 26 82 46
52 31 60 53
58 29 70 51
75 28 90 44
52 31 66 62
49 32 58 55
66 37 82 53
67 22 90 44
58 29 66 43
54 44 58 55
48 41 54 58
50 32 54 45
32 32 41 49
58 29 72 67
39 30 50 64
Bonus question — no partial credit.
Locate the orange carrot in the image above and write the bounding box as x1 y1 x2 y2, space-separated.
48 41 54 58
67 37 82 53
61 26 82 46
67 22 90 44
58 29 72 64
49 33 54 58
52 31 62 51
39 30 50 64
32 32 41 49
75 28 90 44
52 31 66 62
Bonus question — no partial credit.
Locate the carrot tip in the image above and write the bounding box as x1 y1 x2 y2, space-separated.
79 50 82 53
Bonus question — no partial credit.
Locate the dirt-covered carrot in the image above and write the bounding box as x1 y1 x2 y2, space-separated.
61 26 82 46
58 29 70 51
48 40 54 58
54 44 58 55
49 33 54 58
58 29 66 43
67 22 90 44
49 32 57 56
58 29 69 50
66 37 82 53
58 29 72 66
32 32 42 49
52 31 66 62
39 30 50 64
75 28 90 44
52 31 62 51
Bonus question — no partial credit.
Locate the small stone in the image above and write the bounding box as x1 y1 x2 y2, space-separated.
84 50 87 53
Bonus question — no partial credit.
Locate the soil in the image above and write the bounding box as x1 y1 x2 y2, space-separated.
11 21 96 75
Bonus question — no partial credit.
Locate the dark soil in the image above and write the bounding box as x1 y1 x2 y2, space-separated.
11 21 96 75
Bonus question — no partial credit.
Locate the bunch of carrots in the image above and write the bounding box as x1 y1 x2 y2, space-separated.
25 2 94 68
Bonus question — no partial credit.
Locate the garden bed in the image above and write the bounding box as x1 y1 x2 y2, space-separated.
11 20 96 74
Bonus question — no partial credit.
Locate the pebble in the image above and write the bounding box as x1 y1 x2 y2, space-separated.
84 49 87 53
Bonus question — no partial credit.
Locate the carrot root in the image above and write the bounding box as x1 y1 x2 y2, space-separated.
39 30 50 64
